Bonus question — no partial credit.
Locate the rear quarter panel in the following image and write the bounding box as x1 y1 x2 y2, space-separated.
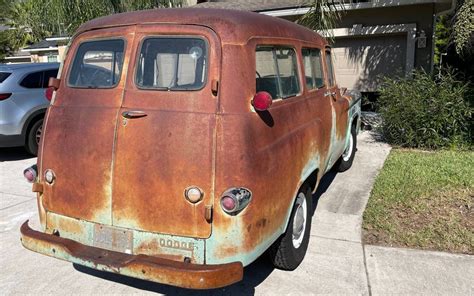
207 37 332 266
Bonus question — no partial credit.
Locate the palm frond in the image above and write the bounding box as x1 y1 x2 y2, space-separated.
298 0 345 43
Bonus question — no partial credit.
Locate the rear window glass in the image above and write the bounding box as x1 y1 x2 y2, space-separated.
20 71 43 88
68 39 124 88
136 37 208 91
256 46 300 99
0 72 11 83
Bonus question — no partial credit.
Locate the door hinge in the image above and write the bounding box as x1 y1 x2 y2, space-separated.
205 205 213 223
32 182 44 193
211 79 218 96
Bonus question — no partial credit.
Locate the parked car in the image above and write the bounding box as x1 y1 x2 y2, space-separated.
0 62 60 155
21 9 361 289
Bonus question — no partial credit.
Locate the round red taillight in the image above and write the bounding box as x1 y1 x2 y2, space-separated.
252 91 272 111
221 196 237 212
45 87 54 101
23 166 37 183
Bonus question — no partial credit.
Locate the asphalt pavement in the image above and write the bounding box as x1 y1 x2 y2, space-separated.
1 132 472 295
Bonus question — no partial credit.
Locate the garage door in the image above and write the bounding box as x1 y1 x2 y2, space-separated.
332 34 407 92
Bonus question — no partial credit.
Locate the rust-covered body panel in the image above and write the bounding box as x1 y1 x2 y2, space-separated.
40 26 136 225
111 24 221 239
24 8 361 288
21 221 243 289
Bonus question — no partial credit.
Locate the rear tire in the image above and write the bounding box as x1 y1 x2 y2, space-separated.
25 119 43 156
268 185 312 270
336 125 357 172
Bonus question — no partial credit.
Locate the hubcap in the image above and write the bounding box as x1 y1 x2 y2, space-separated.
292 192 307 249
342 135 353 162
35 124 43 145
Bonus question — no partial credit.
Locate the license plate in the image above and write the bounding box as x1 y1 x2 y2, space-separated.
93 224 133 254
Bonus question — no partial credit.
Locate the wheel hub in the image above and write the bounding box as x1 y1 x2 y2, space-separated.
35 125 43 145
342 134 353 162
292 193 307 249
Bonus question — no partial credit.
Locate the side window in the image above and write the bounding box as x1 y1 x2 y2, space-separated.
302 48 324 90
68 39 125 88
256 46 300 100
325 50 335 87
42 69 59 88
20 71 43 89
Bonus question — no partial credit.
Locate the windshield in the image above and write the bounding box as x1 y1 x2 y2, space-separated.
68 39 124 88
136 37 208 91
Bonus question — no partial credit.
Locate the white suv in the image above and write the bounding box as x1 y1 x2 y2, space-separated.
0 63 59 155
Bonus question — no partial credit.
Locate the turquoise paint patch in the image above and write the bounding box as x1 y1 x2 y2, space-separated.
46 212 206 264
343 99 362 149
205 215 283 266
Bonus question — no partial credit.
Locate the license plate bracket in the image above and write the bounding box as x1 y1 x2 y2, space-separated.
93 224 133 254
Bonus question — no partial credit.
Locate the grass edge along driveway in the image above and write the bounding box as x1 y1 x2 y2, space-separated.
363 149 473 254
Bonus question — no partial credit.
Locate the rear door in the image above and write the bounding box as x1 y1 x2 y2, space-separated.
41 27 135 224
111 25 220 238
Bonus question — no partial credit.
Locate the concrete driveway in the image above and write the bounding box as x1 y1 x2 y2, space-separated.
1 132 472 295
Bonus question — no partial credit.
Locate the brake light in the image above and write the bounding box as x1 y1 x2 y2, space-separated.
221 196 237 212
23 165 38 183
0 93 12 101
220 187 252 215
45 87 54 101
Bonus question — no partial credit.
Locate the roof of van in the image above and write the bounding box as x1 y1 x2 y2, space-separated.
76 8 324 45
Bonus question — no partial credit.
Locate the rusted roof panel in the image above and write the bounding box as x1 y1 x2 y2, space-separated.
76 8 321 44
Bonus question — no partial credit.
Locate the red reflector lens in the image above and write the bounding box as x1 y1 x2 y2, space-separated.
221 196 236 212
0 93 12 101
252 91 272 111
45 87 54 101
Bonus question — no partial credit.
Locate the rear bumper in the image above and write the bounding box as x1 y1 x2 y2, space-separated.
20 220 243 289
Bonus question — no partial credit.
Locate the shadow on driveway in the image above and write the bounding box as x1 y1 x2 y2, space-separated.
74 256 275 295
0 147 35 162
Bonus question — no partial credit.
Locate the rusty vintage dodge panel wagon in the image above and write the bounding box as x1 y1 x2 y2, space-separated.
21 8 361 289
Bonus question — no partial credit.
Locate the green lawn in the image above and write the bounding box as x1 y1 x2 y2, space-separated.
363 149 474 254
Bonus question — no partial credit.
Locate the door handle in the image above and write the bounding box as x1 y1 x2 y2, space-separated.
122 110 147 119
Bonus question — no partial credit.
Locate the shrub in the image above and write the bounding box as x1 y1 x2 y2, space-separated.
378 71 472 149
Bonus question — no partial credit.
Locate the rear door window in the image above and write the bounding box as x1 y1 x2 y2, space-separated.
68 39 125 88
302 48 324 90
256 46 300 99
0 72 11 83
136 37 208 91
20 71 43 88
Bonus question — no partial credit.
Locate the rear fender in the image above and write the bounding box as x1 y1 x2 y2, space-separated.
343 92 362 149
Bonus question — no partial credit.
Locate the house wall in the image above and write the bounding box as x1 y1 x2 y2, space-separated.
281 4 435 91
282 4 435 73
339 4 435 72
